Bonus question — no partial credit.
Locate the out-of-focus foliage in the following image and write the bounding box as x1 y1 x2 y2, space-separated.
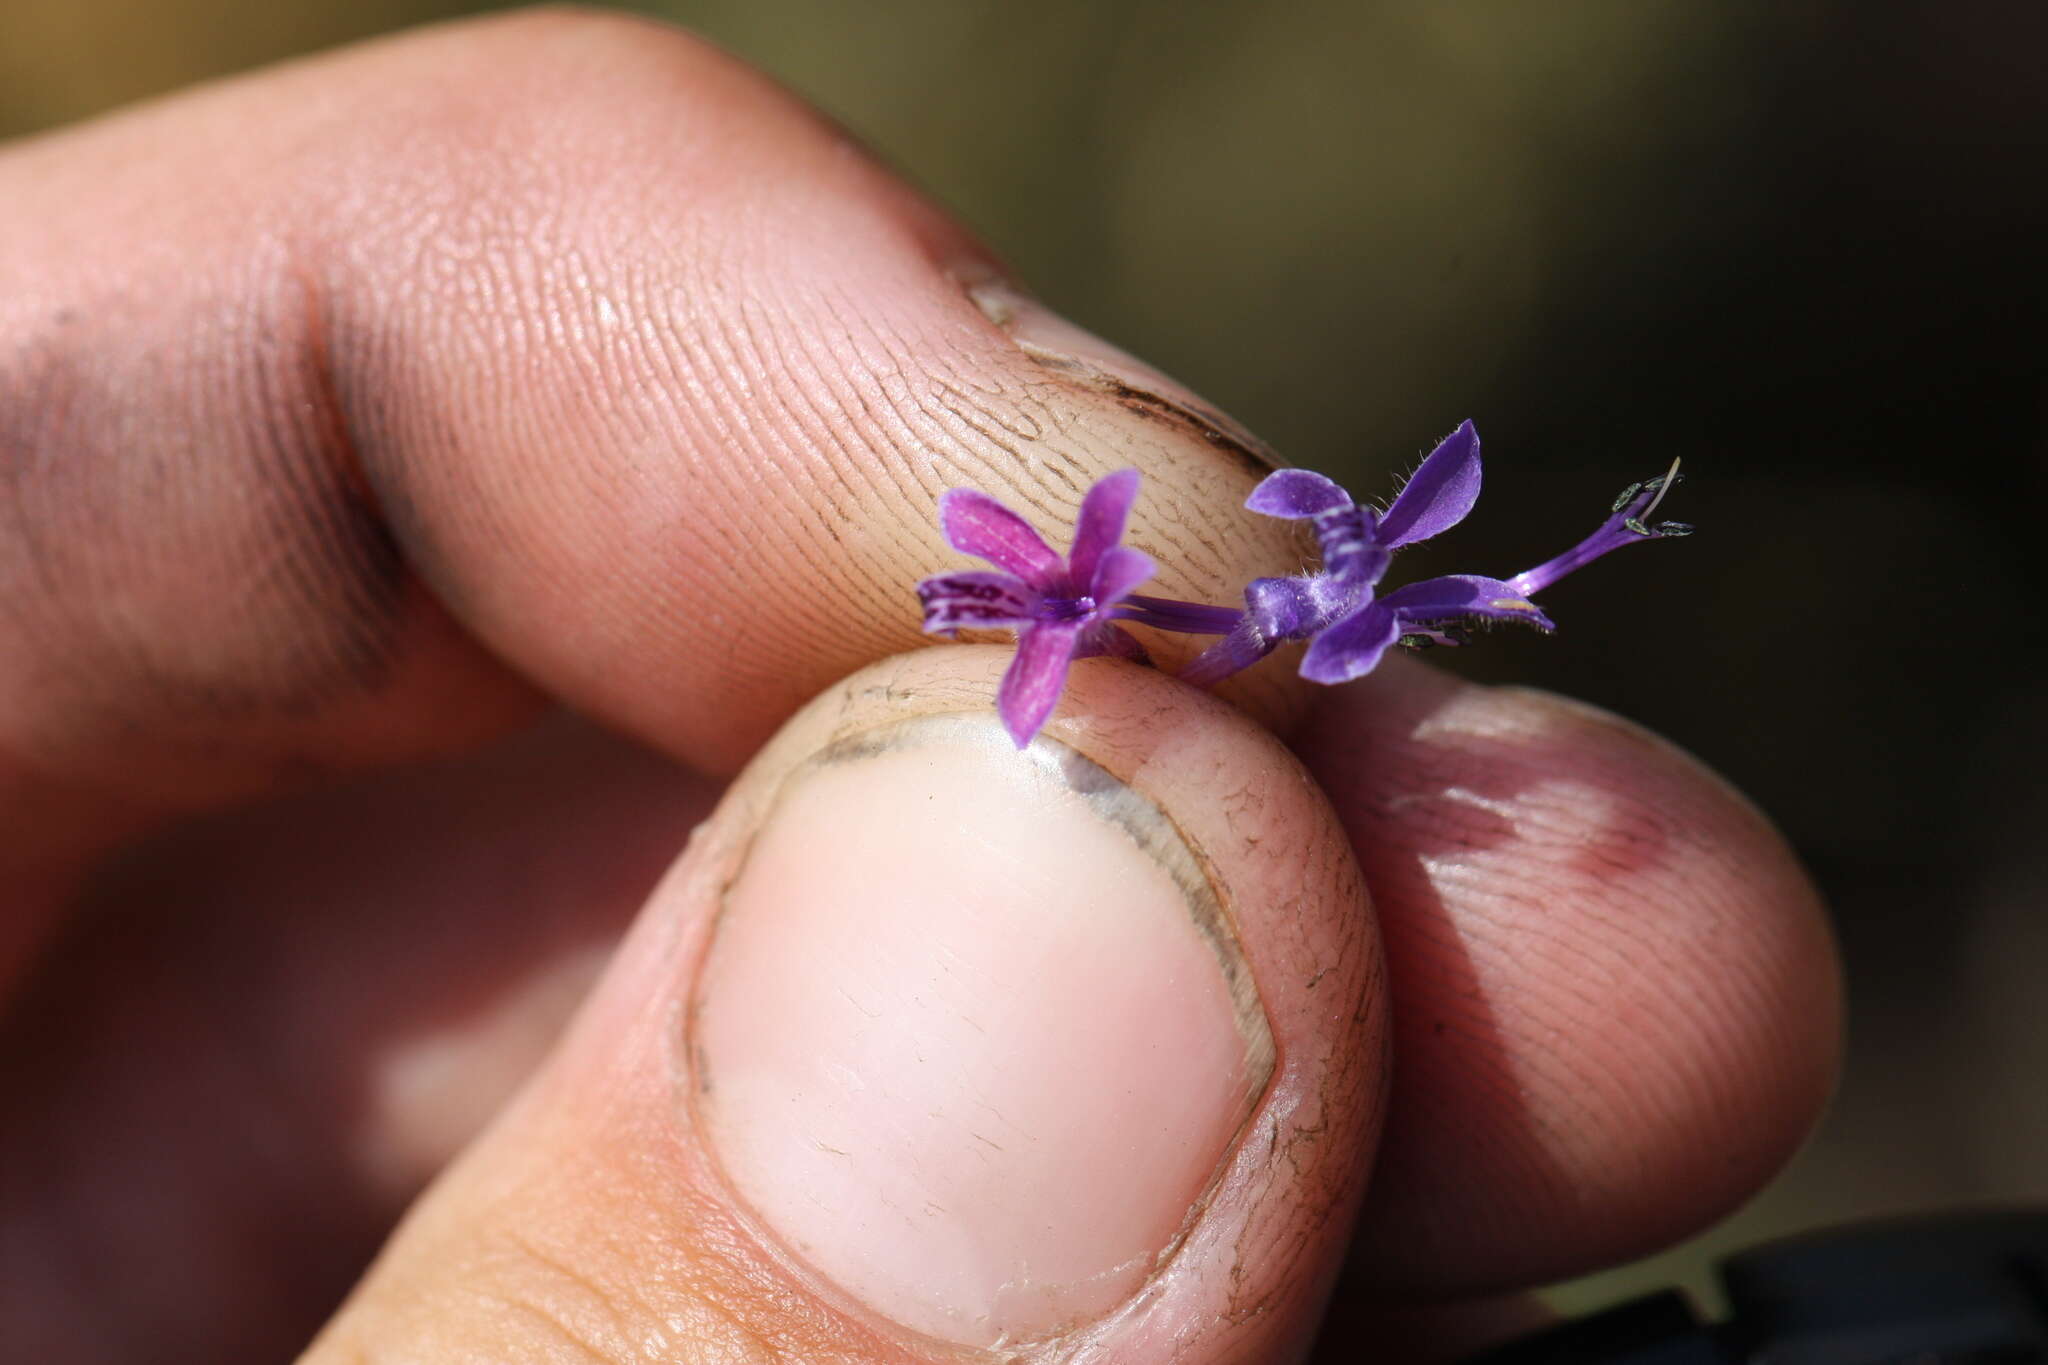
5 0 2045 1314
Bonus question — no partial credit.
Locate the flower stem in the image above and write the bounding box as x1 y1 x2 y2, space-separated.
1117 594 1245 636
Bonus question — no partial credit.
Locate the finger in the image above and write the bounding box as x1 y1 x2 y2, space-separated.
0 9 1299 927
1298 659 1842 1293
1311 1292 1555 1364
0 714 723 1363
305 648 1384 1363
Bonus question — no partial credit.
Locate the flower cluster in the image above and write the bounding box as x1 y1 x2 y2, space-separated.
915 422 1690 746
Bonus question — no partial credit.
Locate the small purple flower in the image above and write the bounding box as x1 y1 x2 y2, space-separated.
1183 422 1691 686
917 469 1157 748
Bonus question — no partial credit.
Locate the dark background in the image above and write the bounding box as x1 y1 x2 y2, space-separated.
6 0 2043 1314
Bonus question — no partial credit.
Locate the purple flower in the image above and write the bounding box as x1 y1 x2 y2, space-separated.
1183 422 1691 686
917 469 1157 748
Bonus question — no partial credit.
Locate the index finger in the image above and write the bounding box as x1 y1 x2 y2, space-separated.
0 8 1299 866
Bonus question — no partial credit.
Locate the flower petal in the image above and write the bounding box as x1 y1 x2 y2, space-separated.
1299 602 1402 685
916 571 1040 634
996 622 1083 748
1067 468 1142 586
1245 468 1353 519
938 488 1065 586
1245 575 1331 640
1379 574 1557 631
1312 506 1392 589
1377 420 1482 548
1087 545 1155 611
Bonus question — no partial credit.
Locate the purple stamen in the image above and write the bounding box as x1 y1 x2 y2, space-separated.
1042 595 1097 623
1507 458 1691 598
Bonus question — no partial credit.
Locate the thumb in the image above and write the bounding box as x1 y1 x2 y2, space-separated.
305 647 1384 1363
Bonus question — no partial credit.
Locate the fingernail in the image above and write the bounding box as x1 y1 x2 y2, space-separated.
691 713 1272 1348
963 275 1280 470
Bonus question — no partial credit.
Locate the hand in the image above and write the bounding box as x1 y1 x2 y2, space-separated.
0 12 1841 1362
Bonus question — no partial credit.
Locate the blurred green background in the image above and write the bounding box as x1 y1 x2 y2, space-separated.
7 0 2045 1329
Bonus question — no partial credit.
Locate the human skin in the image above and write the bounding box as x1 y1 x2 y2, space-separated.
0 10 1841 1362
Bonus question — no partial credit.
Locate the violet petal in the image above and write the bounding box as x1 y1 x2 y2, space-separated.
996 622 1083 748
1379 574 1556 631
1307 505 1392 589
1245 469 1353 519
938 488 1065 588
1087 544 1157 612
916 571 1041 635
1067 467 1142 586
1377 420 1483 549
1299 602 1403 684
